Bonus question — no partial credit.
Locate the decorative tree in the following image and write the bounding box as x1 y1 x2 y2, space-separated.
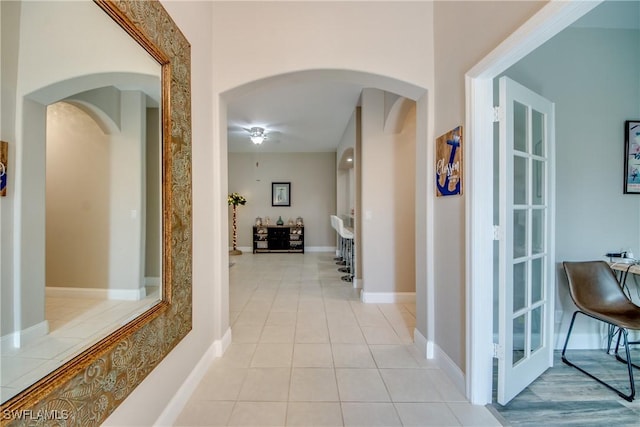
228 192 247 255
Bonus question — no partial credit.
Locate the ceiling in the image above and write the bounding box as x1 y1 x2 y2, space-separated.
227 80 364 153
226 0 637 154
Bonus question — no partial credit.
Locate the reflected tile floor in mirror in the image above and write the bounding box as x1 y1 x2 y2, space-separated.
0 287 160 403
175 253 501 426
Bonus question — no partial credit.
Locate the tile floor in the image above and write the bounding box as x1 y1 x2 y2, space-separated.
175 252 501 426
0 287 159 402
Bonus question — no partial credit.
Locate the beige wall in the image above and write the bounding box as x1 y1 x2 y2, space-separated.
46 102 110 288
1 0 159 335
432 0 546 373
228 152 337 249
361 89 416 294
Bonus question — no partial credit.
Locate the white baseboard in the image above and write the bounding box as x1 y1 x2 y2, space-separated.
413 328 435 359
413 328 427 358
555 331 614 351
306 246 334 252
413 329 462 395
214 327 233 357
433 342 466 397
0 320 49 349
46 286 146 301
154 327 232 427
360 291 416 304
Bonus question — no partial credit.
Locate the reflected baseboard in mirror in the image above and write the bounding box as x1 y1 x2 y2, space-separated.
0 0 192 425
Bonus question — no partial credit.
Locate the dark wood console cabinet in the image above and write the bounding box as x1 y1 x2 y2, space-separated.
253 225 304 253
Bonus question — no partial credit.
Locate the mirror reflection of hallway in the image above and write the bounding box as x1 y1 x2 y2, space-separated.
0 96 161 403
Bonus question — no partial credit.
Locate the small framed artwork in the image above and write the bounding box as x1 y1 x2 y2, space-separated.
272 182 291 206
435 126 463 197
624 120 640 194
0 141 7 197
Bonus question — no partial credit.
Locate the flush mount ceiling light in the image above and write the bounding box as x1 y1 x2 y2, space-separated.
249 127 267 144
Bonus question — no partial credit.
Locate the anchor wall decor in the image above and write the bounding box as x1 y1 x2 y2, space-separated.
435 126 463 197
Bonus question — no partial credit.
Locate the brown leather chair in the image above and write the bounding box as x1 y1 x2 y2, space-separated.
562 261 640 401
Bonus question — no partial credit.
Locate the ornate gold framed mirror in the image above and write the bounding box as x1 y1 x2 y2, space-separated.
0 0 191 424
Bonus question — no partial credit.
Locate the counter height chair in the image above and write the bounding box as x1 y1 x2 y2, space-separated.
330 215 342 261
562 260 640 402
337 218 354 282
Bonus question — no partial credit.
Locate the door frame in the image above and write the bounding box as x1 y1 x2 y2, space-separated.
464 0 602 405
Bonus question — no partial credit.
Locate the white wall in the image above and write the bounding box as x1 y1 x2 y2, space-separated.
227 152 336 249
503 26 640 347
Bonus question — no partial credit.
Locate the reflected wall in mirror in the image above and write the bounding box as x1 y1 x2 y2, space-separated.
0 0 192 424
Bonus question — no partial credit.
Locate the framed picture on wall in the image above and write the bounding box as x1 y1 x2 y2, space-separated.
624 120 640 194
435 126 463 197
272 182 291 206
0 140 7 197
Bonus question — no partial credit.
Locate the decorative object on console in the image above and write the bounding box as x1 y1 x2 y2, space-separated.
228 192 247 255
253 225 304 253
255 217 262 226
296 217 304 226
624 120 640 194
277 215 284 226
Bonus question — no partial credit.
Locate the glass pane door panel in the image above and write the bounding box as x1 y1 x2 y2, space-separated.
532 209 544 255
531 258 544 303
513 209 527 258
513 261 527 312
514 101 528 152
531 306 543 353
514 156 528 205
513 315 526 366
532 159 545 205
532 109 545 156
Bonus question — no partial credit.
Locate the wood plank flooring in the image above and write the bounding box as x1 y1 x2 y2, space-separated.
490 350 640 426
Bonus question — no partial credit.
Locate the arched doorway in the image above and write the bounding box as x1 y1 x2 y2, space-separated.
220 69 435 363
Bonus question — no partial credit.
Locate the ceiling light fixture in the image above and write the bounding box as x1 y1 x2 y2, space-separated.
249 127 267 144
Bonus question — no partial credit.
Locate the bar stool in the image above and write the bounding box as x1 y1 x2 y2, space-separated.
337 218 354 282
330 215 342 261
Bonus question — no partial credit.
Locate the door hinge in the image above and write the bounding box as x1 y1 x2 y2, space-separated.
492 225 501 241
493 106 503 123
493 343 504 360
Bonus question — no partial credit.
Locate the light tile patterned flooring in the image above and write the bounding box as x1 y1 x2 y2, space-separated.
0 288 159 402
175 252 501 426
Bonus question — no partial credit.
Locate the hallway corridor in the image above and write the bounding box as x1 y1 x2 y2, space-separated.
175 252 500 426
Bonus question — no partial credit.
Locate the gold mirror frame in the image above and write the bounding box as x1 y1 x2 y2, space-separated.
0 0 192 425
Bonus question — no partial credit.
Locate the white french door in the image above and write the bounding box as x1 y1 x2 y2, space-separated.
496 76 555 405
